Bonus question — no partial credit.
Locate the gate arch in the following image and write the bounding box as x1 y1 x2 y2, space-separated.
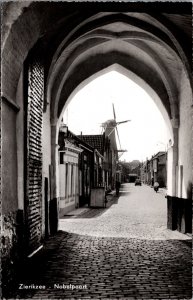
49 63 176 231
1 4 192 262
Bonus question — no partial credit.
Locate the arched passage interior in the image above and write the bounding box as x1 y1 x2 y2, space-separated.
1 3 192 261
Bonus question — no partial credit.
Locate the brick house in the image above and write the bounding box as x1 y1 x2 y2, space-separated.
78 133 118 191
59 126 107 211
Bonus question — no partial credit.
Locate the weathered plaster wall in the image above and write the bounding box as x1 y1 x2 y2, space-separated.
1 100 19 295
167 70 192 234
167 147 173 196
2 102 18 213
1 211 18 296
178 70 192 200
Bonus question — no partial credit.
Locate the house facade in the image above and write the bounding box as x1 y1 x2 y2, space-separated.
59 127 109 212
141 152 167 188
59 141 82 216
78 132 118 191
59 128 94 211
78 141 94 207
152 152 167 188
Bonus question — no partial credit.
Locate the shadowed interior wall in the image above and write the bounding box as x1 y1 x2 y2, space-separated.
1 99 19 293
2 101 18 213
42 103 51 237
178 70 192 200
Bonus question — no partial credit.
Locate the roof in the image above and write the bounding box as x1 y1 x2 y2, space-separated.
153 151 166 159
59 130 94 153
77 135 104 155
59 140 83 154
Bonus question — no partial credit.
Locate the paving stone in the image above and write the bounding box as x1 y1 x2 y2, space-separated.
11 184 192 299
12 230 191 299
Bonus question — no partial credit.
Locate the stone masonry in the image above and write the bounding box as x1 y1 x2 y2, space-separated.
13 231 192 300
9 184 192 300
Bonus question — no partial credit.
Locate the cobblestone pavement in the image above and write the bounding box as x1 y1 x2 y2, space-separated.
15 231 191 300
12 184 192 300
59 184 190 240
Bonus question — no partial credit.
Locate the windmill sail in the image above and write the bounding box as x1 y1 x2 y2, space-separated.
101 103 131 151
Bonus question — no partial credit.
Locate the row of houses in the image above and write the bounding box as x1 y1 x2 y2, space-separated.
140 151 167 188
119 154 167 188
58 122 120 216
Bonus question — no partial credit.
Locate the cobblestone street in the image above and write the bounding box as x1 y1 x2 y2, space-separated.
59 184 190 240
13 184 191 300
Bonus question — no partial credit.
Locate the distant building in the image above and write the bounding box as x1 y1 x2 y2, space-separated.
142 152 167 188
77 139 105 207
116 163 123 183
78 130 118 190
152 151 167 188
77 139 94 207
77 134 106 188
128 173 139 183
128 160 141 182
140 160 151 185
119 161 130 183
140 162 146 183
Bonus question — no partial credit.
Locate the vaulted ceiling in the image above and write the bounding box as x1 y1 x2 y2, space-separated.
2 2 192 124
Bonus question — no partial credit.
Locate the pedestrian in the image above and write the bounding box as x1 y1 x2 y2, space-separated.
115 181 121 196
154 181 159 192
104 190 108 208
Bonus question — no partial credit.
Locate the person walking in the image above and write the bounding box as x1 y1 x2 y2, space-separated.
154 181 159 192
115 181 121 196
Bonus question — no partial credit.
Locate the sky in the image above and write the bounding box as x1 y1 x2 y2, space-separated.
63 71 169 162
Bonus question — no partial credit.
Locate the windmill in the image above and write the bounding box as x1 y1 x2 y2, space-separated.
101 103 131 159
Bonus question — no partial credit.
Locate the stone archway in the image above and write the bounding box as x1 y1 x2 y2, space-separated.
1 3 192 265
50 63 174 195
45 10 192 235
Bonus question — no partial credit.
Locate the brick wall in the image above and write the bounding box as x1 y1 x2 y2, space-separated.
25 59 44 254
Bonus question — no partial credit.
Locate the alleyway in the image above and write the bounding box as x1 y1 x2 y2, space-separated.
14 184 191 300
